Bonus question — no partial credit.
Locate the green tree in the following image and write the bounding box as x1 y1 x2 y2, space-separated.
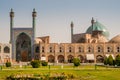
107 55 114 66
104 57 108 65
115 55 120 66
73 58 80 67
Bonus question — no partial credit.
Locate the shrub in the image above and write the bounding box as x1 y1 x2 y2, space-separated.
31 60 40 68
5 62 11 67
73 58 80 67
41 61 48 66
107 55 114 66
115 55 120 66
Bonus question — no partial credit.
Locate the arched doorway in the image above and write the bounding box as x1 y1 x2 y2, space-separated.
96 55 104 63
58 55 64 63
48 55 55 63
78 55 84 63
16 33 31 62
68 55 74 63
4 46 10 53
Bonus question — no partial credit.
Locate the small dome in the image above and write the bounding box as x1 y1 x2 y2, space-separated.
86 21 109 39
109 35 120 43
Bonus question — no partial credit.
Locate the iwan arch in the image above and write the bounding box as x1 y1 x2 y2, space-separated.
0 9 120 63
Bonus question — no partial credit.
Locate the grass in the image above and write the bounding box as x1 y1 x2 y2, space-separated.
0 65 120 80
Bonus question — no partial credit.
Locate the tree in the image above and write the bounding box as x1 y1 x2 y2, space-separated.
104 57 108 65
115 55 120 66
107 55 114 66
73 58 80 67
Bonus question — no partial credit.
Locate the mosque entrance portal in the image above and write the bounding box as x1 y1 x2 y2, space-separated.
16 33 31 62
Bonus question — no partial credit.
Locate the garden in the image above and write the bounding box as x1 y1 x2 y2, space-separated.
0 55 120 80
0 65 120 80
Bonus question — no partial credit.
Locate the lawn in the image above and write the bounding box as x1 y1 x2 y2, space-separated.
0 65 120 80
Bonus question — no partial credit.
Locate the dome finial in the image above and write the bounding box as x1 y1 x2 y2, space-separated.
91 17 95 25
33 8 36 12
71 21 74 27
11 8 13 12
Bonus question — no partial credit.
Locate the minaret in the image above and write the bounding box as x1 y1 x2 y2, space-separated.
32 8 37 38
10 8 14 43
32 9 37 60
71 21 74 43
91 17 94 31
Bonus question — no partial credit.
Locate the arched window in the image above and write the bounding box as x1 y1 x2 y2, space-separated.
78 46 84 53
97 46 103 53
42 46 44 53
50 47 52 53
78 47 82 52
88 47 92 52
107 46 113 52
59 45 64 53
4 46 10 53
59 47 62 52
35 46 40 53
69 47 72 52
48 45 54 53
117 46 120 52
98 47 101 52
88 47 91 52
67 45 74 53
87 46 93 53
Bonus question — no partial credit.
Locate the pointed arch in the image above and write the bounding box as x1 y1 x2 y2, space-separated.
96 55 104 63
48 55 55 63
16 32 31 62
77 55 84 63
67 55 74 63
58 55 64 63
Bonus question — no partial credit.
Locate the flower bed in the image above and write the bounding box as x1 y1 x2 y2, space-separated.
6 72 77 80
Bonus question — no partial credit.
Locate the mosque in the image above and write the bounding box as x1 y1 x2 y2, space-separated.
0 9 120 63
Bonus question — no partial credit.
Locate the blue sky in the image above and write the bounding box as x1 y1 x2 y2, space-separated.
0 0 120 43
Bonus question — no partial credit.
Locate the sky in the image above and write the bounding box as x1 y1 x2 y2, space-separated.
0 0 120 43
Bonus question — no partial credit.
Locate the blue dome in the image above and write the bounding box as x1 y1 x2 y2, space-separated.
86 21 109 39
